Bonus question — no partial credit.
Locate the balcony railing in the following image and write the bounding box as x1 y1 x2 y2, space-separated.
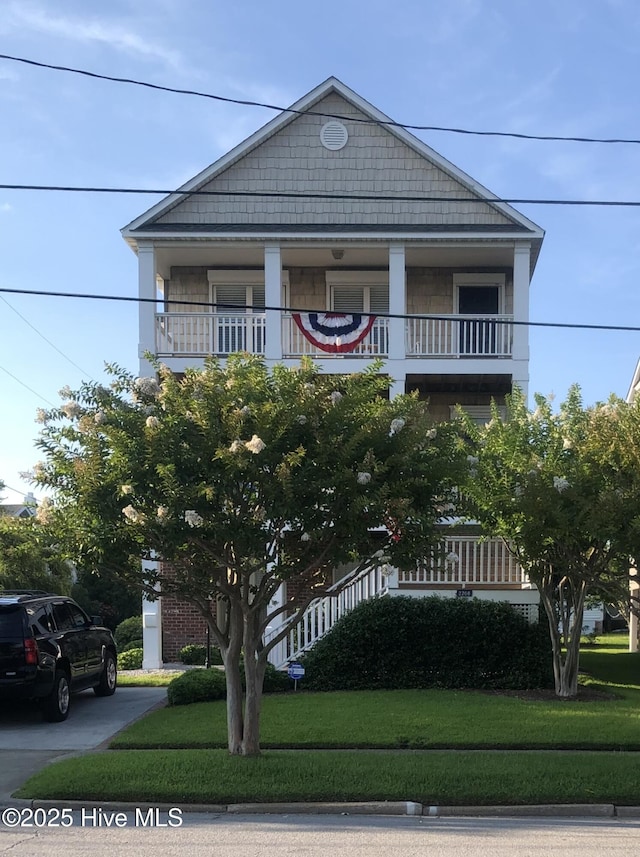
282 314 389 357
407 315 513 357
156 313 265 356
155 312 513 359
399 536 528 586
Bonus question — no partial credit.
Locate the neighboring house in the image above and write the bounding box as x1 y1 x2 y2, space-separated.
121 77 545 667
0 492 38 519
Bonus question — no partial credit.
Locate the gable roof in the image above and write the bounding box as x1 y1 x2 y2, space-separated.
122 77 544 254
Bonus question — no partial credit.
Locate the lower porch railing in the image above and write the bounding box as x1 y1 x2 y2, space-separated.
265 565 389 668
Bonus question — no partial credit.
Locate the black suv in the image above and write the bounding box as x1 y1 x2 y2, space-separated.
0 591 117 722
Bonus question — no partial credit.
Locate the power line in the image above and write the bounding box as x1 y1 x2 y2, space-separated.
2 52 640 146
0 363 56 407
0 295 96 380
1 285 640 334
2 183 640 208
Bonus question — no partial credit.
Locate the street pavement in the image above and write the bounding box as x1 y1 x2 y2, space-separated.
0 686 167 801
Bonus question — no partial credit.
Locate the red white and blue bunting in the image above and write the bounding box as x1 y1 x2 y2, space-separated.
292 313 376 353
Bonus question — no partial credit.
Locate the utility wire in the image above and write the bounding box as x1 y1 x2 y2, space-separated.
0 363 56 407
2 183 640 208
0 295 96 380
2 52 640 146
1 286 640 334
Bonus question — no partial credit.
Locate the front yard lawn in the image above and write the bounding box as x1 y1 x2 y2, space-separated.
110 684 640 751
15 748 640 806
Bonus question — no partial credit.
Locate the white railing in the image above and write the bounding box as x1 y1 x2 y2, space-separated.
156 313 266 356
407 315 513 357
266 565 389 668
399 536 527 586
283 314 389 358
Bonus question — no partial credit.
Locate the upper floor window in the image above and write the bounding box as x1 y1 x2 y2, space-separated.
325 271 389 314
453 273 505 316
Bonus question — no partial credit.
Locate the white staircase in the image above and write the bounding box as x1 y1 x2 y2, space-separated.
265 565 390 668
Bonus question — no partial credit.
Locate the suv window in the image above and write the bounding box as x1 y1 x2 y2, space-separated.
52 602 74 631
0 604 25 636
27 604 55 635
68 603 89 629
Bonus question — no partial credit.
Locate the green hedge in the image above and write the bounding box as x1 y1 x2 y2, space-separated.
179 644 223 665
114 616 143 651
168 662 292 705
117 647 143 671
301 596 553 691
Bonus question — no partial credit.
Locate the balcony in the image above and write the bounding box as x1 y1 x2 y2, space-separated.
399 536 528 587
155 313 513 359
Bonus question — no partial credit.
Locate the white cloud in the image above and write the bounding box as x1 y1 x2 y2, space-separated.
4 1 183 69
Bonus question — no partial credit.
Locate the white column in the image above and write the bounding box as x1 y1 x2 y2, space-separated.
138 242 157 376
388 245 406 397
264 244 283 361
512 242 531 403
142 562 162 669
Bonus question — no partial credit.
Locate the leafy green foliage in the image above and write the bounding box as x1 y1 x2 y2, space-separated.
168 663 291 705
117 647 143 670
32 355 467 753
0 516 72 594
302 596 552 691
167 669 227 705
179 644 222 665
114 616 143 650
121 639 143 652
461 386 640 696
71 566 141 630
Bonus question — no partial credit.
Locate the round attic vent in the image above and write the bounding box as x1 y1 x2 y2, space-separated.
320 120 348 151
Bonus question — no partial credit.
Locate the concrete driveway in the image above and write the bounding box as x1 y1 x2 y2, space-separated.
0 686 166 801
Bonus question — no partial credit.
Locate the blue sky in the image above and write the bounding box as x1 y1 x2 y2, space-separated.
2 0 640 503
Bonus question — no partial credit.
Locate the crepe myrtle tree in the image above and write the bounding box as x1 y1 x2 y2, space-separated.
462 385 640 698
32 355 466 755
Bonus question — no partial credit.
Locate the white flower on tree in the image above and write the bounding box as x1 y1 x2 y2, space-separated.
563 438 573 450
245 435 266 454
133 377 160 399
389 418 406 437
156 506 170 523
296 415 307 425
357 472 372 485
35 497 54 525
35 408 48 424
122 505 144 523
61 401 83 419
300 532 310 542
94 410 106 425
553 476 570 493
184 510 204 528
330 391 343 405
146 416 160 429
229 440 243 453
446 552 459 564
426 428 437 440
466 455 479 465
120 485 134 496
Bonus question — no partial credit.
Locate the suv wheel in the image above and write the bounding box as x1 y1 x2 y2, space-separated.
44 671 71 722
94 652 117 697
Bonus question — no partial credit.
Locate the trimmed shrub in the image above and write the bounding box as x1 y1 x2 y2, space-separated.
179 644 223 665
117 647 143 671
114 616 143 651
122 638 143 652
301 596 553 691
168 669 227 705
167 662 292 705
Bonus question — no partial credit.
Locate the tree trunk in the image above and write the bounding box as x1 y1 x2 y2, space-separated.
222 602 245 755
538 574 586 699
241 647 267 757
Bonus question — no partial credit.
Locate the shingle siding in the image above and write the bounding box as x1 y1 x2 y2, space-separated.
154 93 516 229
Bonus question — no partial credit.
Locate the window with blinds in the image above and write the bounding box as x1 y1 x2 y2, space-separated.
331 285 389 314
213 284 266 354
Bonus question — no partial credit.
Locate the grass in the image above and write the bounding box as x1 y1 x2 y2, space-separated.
15 749 640 806
15 634 640 806
117 672 176 687
111 683 640 751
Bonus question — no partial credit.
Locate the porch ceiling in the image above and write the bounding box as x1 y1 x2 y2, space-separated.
154 241 518 278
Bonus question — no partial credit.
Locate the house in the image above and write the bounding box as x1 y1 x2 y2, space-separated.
0 492 38 519
121 77 545 668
